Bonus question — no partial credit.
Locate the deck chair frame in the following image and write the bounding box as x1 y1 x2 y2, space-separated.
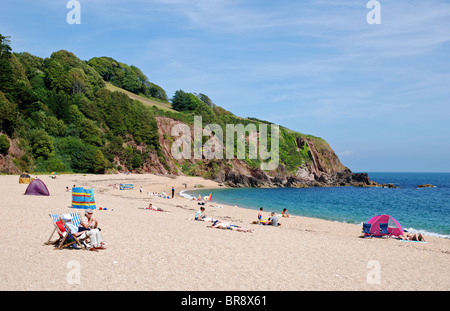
362 223 373 238
379 223 391 238
47 213 86 249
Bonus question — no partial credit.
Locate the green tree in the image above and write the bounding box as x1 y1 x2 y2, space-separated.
45 115 67 137
171 90 200 111
0 134 10 155
79 118 102 146
43 50 104 97
0 34 12 57
0 91 18 135
29 129 54 159
92 148 108 173
0 35 13 94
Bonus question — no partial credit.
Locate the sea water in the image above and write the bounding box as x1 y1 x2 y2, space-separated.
182 172 450 238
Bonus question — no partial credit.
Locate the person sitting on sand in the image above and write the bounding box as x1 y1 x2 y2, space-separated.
79 209 99 231
146 203 168 212
397 233 425 242
208 220 254 233
251 207 264 224
282 208 290 218
63 214 105 252
267 212 281 226
195 207 206 221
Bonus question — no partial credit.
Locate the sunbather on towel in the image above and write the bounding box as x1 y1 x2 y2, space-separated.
147 203 168 212
397 233 425 242
209 220 254 233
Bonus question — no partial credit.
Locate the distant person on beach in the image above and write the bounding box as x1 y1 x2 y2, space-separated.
171 187 175 198
195 207 206 221
140 186 143 194
268 212 281 226
251 208 266 224
147 203 168 212
397 233 425 242
208 220 254 233
282 208 290 218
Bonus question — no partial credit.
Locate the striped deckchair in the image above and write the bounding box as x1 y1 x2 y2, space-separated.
46 213 86 249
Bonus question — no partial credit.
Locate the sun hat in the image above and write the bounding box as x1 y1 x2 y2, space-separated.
62 214 72 222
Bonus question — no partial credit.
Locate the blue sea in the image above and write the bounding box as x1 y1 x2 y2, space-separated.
182 172 450 238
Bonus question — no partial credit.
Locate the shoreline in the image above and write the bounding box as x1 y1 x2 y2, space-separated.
0 173 449 290
181 186 450 240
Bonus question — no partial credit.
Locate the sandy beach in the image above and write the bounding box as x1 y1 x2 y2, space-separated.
0 173 448 291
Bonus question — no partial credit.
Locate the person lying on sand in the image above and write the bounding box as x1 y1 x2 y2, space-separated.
208 220 254 233
146 203 169 212
397 233 425 242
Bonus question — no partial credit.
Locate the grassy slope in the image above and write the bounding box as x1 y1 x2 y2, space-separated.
105 82 175 112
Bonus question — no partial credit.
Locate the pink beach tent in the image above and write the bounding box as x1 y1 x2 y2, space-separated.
365 214 405 237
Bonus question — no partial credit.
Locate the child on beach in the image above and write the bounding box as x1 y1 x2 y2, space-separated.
195 207 206 221
252 207 265 224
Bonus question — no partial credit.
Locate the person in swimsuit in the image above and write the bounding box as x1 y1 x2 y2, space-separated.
209 220 254 233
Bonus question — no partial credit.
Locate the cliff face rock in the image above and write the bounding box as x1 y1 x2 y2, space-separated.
152 116 376 188
0 113 377 188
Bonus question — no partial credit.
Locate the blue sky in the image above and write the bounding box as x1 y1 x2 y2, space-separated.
1 0 449 172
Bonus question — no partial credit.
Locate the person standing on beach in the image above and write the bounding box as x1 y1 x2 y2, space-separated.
171 186 175 198
258 207 263 221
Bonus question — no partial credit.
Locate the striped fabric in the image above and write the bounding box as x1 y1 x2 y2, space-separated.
50 213 81 228
72 187 96 209
119 184 134 190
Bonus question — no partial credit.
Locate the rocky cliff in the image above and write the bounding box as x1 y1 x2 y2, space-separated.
0 39 380 188
152 116 379 188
